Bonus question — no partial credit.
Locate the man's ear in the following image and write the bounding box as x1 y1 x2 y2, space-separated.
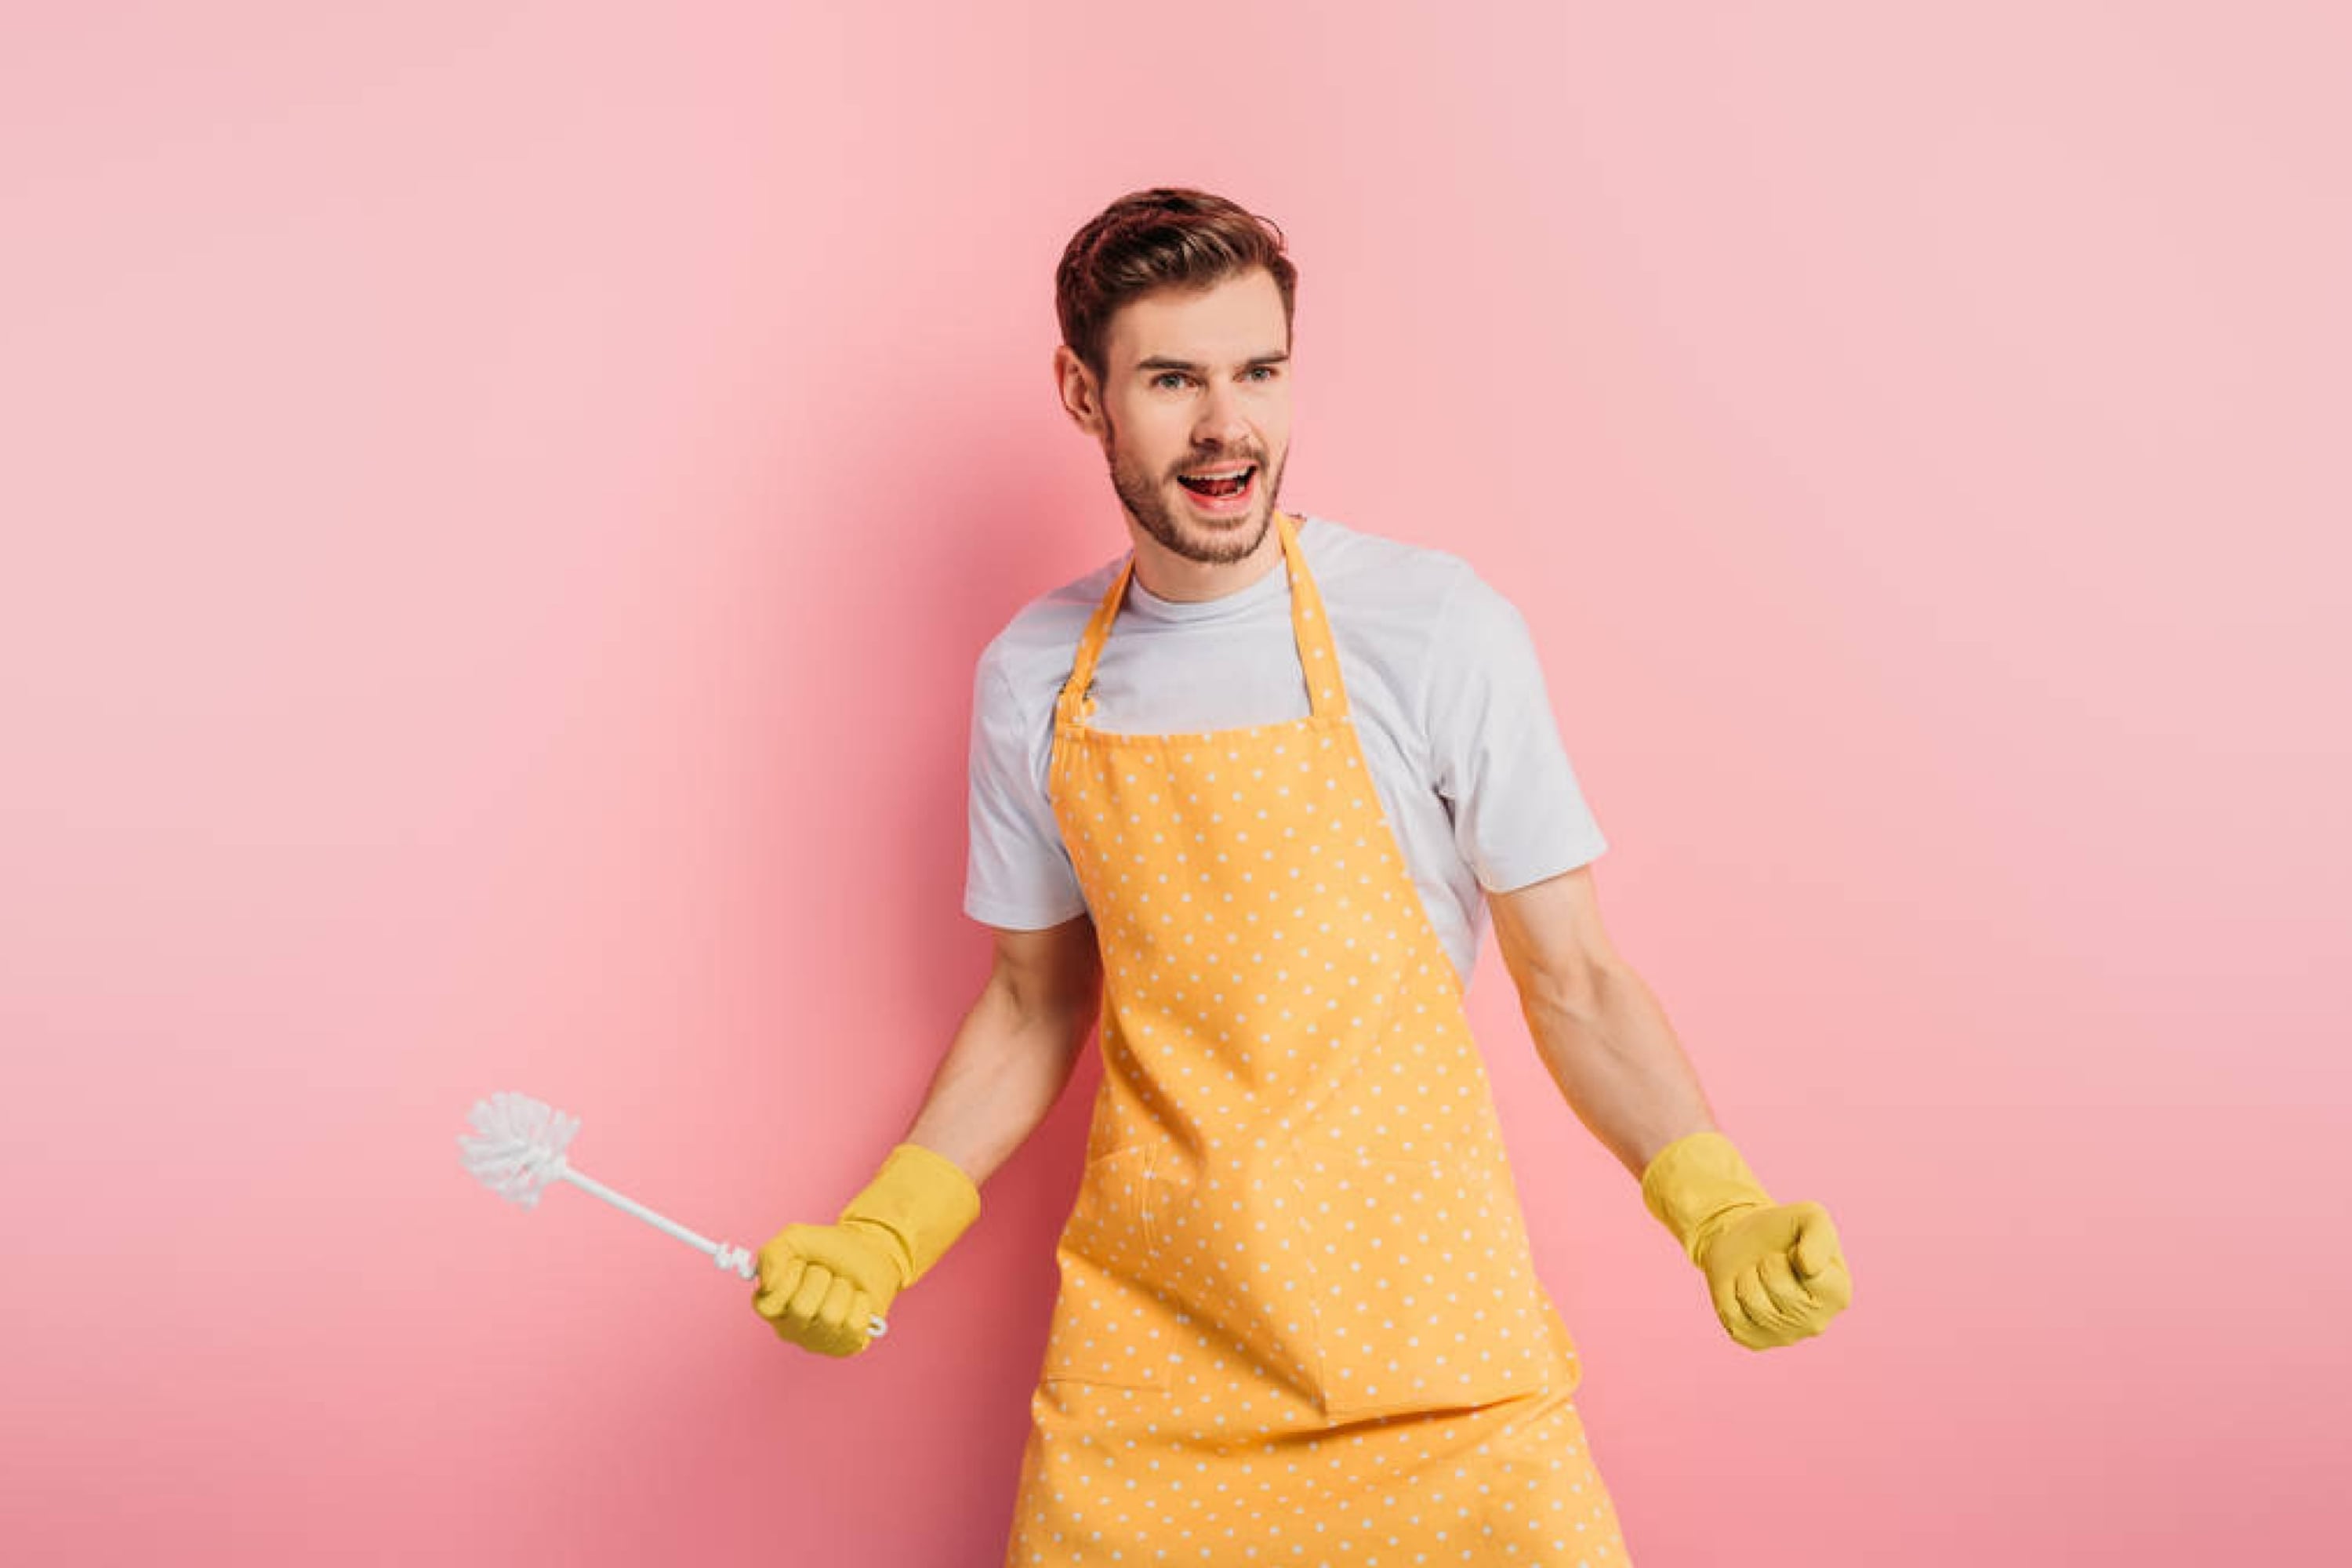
1053 345 1105 437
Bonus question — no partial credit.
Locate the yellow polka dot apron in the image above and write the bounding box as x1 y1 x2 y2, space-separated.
1005 510 1634 1566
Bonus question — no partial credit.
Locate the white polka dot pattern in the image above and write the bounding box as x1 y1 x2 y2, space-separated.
1007 511 1635 1564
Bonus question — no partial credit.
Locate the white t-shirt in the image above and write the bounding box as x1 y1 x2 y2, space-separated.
963 513 1608 990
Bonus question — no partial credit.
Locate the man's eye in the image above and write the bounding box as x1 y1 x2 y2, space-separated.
1151 368 1276 389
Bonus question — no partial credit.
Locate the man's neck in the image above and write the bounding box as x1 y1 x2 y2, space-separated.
1127 514 1288 603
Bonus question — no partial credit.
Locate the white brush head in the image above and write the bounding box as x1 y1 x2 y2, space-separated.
459 1091 579 1207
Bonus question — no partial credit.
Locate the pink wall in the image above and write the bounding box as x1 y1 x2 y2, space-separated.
5 2 2345 1562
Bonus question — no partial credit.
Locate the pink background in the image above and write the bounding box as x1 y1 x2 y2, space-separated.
5 3 2346 1563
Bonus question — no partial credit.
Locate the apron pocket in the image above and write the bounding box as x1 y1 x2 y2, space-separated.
1038 1146 1169 1393
1288 1144 1555 1421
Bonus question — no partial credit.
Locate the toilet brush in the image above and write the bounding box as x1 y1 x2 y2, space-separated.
456 1089 888 1339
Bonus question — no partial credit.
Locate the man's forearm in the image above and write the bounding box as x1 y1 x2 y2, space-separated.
900 978 1094 1191
1518 962 1719 1181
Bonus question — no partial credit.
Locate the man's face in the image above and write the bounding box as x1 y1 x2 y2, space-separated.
1059 267 1293 567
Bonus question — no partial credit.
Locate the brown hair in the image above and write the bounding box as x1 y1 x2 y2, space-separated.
1055 187 1299 387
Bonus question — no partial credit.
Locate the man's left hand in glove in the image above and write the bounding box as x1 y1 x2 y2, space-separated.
1639 1130 1853 1351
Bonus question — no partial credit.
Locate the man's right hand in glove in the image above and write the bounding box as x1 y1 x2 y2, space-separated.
752 1141 982 1358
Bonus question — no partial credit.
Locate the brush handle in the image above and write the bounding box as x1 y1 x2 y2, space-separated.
557 1167 889 1338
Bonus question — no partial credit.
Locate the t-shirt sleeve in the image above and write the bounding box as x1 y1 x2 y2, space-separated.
963 645 1089 930
1418 568 1609 893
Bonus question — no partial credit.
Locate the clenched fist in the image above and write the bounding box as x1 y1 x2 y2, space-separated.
750 1142 982 1358
753 1218 901 1357
1639 1131 1853 1352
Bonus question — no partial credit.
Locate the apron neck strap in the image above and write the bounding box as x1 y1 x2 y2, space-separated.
1055 511 1348 727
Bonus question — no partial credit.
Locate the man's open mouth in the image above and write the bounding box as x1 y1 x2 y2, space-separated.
1178 464 1256 500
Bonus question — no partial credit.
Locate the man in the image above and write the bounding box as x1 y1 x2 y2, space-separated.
752 187 1853 1565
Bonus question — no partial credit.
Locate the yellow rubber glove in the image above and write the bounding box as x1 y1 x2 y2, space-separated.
750 1142 982 1358
1639 1130 1853 1352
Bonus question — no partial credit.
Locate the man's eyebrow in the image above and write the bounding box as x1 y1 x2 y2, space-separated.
1133 352 1291 373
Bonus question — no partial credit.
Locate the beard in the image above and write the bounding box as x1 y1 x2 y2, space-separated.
1104 409 1286 566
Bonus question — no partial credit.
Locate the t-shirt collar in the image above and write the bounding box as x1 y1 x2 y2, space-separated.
1123 514 1315 625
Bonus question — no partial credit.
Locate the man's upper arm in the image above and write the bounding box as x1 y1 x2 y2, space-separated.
1417 568 1609 893
986 913 1102 1025
964 644 1088 929
1486 863 1622 1010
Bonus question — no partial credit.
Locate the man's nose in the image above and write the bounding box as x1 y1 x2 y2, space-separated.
1193 383 1251 448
